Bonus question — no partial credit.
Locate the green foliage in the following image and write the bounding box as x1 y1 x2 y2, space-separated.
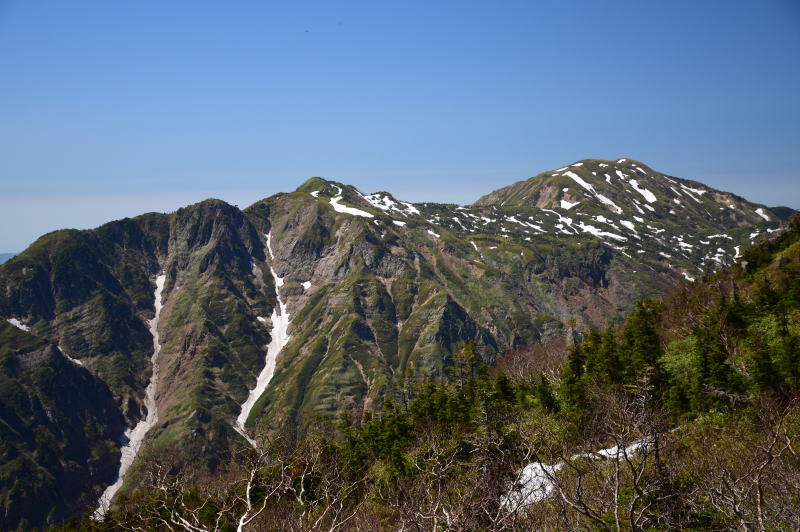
559 214 800 424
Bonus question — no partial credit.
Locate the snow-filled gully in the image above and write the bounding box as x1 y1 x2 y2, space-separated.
235 232 291 447
96 273 166 517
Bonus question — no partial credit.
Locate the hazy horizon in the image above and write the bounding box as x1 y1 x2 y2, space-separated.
2 162 797 253
2 1 799 251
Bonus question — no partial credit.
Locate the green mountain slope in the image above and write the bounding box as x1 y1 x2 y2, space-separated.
0 322 123 529
0 159 785 525
94 214 800 532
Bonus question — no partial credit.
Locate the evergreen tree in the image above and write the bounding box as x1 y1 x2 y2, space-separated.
560 342 587 410
534 374 560 413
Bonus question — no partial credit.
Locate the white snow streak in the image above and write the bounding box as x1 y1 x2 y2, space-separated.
560 199 579 210
330 195 374 218
681 184 707 196
96 274 166 517
628 180 657 203
755 208 770 221
564 171 595 194
596 194 623 214
237 233 291 442
563 171 622 214
57 346 83 366
6 318 29 331
577 222 627 242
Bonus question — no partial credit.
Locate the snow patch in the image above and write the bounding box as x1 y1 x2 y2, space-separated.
57 346 83 366
330 193 374 218
392 220 406 227
564 171 595 194
596 194 623 214
6 318 29 332
301 281 311 290
755 208 770 221
628 180 657 203
681 184 707 196
96 274 166 517
577 222 627 242
560 199 579 210
679 184 704 203
503 440 646 509
363 193 420 217
236 233 292 442
427 229 440 238
562 171 622 213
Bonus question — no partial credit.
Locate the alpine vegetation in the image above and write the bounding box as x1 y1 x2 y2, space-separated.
0 159 793 529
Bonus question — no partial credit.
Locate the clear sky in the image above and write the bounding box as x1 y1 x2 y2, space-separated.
1 0 799 252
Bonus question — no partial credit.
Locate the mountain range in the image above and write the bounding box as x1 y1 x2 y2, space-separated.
0 158 790 528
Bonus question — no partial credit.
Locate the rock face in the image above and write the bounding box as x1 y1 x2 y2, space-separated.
0 159 786 526
0 322 123 529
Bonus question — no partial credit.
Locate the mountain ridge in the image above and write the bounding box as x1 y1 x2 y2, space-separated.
0 158 789 526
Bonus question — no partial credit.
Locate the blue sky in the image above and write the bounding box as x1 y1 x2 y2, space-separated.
1 0 799 251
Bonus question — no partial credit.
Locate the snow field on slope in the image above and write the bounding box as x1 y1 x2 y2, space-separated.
96 274 166 517
237 233 292 441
